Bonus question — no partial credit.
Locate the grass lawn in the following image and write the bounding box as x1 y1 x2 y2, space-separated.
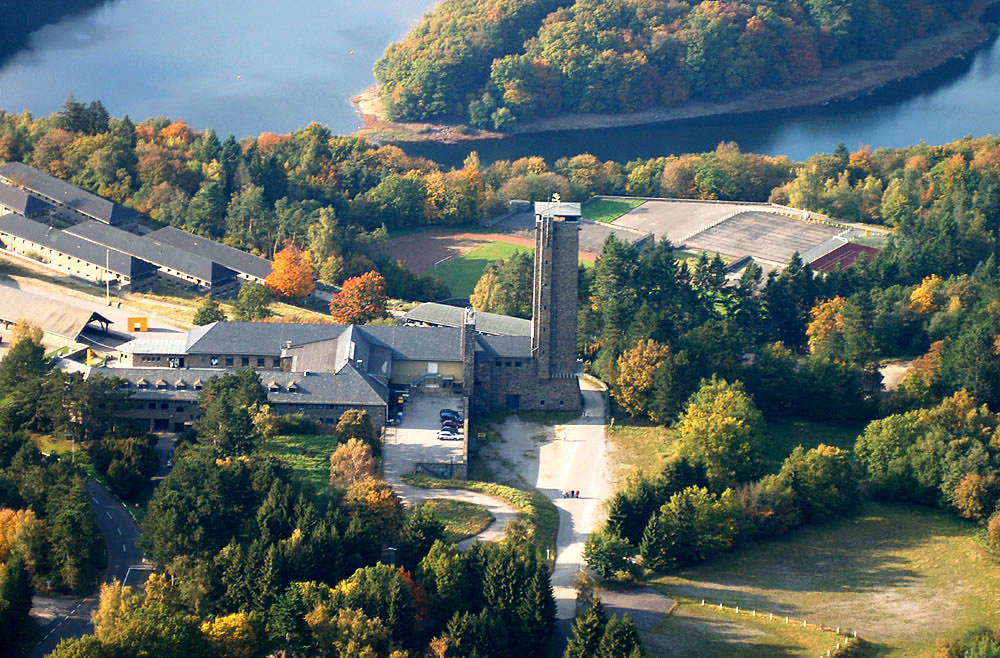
262 433 342 493
643 502 997 657
418 498 495 543
433 240 531 298
606 416 864 481
583 198 645 223
403 473 559 560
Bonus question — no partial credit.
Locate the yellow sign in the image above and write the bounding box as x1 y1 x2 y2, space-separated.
477 432 486 439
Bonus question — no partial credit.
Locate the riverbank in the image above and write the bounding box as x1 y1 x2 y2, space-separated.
355 14 998 145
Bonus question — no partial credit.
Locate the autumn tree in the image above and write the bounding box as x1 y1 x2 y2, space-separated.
345 479 405 546
201 612 263 658
329 271 389 324
806 296 846 358
329 438 376 487
611 339 683 423
265 243 317 300
676 377 766 488
469 250 534 318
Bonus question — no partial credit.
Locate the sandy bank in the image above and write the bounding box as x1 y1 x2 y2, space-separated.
354 15 996 144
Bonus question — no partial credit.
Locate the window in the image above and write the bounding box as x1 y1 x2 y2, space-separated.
427 362 439 374
176 407 184 412
257 357 265 367
210 356 219 366
241 357 249 367
494 362 501 368
273 358 280 367
147 402 156 409
160 403 168 410
515 361 522 368
540 400 545 406
506 361 512 367
225 357 233 367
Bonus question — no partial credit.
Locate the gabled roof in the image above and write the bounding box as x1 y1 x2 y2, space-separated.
402 302 532 336
809 242 881 273
101 366 387 407
185 322 345 356
146 226 273 280
0 285 112 340
0 213 154 278
0 182 51 216
0 162 137 226
360 326 463 362
66 220 236 284
475 334 533 359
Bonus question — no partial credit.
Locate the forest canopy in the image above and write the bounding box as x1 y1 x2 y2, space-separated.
374 0 980 129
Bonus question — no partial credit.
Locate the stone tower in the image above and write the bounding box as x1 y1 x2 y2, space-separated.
531 202 580 380
460 306 476 394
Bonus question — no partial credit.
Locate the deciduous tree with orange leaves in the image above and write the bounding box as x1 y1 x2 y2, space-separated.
329 271 388 324
265 243 316 300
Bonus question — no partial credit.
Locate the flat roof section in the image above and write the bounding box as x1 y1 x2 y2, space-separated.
146 226 273 280
809 243 881 273
0 284 112 340
0 162 137 226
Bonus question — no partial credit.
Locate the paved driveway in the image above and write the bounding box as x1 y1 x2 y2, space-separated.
383 392 465 482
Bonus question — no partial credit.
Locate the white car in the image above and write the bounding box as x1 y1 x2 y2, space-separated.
436 429 462 441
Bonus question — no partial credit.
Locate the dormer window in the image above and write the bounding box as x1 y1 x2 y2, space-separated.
193 379 203 391
287 380 298 392
135 378 148 389
155 378 167 389
267 381 280 392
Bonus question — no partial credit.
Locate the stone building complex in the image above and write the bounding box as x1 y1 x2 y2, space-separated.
101 202 583 433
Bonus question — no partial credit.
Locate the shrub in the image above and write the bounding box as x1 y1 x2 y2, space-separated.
583 531 635 580
988 513 1000 551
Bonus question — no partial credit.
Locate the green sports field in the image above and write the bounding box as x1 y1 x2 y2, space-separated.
433 241 532 297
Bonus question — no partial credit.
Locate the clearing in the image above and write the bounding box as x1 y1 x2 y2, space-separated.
583 198 645 223
262 433 341 494
606 417 862 481
418 498 495 543
644 502 997 657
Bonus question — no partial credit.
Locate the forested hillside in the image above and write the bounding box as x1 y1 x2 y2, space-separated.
374 0 981 129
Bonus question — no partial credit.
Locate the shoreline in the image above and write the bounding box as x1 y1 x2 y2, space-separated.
354 13 997 145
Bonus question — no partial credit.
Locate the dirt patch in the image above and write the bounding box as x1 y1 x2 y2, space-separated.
383 232 534 273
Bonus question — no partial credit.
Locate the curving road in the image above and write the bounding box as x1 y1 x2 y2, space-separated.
29 480 150 658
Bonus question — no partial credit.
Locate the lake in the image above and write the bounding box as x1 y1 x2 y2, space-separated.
0 0 998 166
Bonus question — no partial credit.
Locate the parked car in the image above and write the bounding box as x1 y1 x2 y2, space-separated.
440 409 462 422
441 419 461 429
437 429 461 440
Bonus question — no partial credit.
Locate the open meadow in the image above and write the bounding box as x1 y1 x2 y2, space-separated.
642 502 997 657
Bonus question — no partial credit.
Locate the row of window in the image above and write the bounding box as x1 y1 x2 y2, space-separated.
494 361 523 368
208 356 281 368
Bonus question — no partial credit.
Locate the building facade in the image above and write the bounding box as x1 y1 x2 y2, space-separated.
100 202 582 432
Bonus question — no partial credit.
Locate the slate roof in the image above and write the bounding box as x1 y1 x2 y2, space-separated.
476 334 533 359
0 182 50 216
185 322 345 356
65 220 236 285
403 302 532 337
0 213 155 278
146 226 273 280
0 285 112 340
361 326 463 362
0 162 137 226
100 366 388 406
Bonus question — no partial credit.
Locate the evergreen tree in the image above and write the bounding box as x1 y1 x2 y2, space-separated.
597 613 644 658
0 553 35 654
564 598 608 658
192 294 226 325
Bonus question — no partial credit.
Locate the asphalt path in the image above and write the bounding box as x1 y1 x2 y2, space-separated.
29 480 150 658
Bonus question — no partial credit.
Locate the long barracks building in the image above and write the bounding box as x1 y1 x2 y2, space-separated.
100 203 584 433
